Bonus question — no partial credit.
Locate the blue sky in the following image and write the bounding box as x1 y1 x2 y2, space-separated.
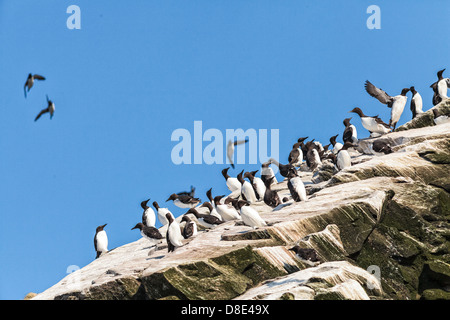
0 1 448 300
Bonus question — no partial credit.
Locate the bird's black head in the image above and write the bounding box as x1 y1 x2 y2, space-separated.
409 86 417 95
152 201 159 209
141 199 150 209
221 167 230 179
330 134 339 145
297 136 308 144
181 215 191 223
96 224 107 232
213 195 225 205
343 117 352 127
349 107 364 118
166 193 178 202
237 170 245 184
437 68 446 79
400 88 410 96
185 208 198 216
131 223 143 231
236 200 250 209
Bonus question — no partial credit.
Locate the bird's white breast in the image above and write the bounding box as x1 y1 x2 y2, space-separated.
438 79 449 98
95 231 108 253
337 150 352 170
168 221 185 247
391 96 407 123
143 208 156 227
412 93 423 113
226 177 241 192
242 181 257 203
240 206 266 228
290 176 307 201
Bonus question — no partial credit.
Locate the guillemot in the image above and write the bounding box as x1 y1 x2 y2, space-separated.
166 193 201 209
236 200 267 229
288 142 303 167
287 169 307 202
94 224 108 259
409 87 423 119
371 139 393 155
269 158 294 178
261 161 278 186
432 108 450 125
185 208 223 228
263 176 281 208
329 134 343 155
364 80 410 130
199 201 222 220
227 139 249 169
24 73 45 98
152 201 174 226
430 69 450 105
166 213 184 253
221 167 241 192
181 215 198 239
131 222 163 247
305 141 322 171
336 142 355 171
34 95 55 122
141 199 156 227
343 117 358 144
237 170 257 204
214 195 241 221
349 107 391 136
244 170 266 202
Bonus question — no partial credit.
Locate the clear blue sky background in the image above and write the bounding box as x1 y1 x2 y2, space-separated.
0 0 448 300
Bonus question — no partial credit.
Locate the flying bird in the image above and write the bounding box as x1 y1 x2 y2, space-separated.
364 80 409 130
227 139 249 169
24 73 45 98
34 95 55 122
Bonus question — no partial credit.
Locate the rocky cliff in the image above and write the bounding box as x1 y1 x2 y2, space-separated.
31 101 450 300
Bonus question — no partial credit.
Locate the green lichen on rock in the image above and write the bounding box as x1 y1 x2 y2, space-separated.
396 100 450 131
84 277 144 300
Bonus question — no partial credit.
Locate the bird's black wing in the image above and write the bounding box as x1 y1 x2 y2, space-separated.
34 108 48 122
374 116 391 129
410 98 417 119
183 223 195 239
288 149 299 164
365 80 392 106
144 226 163 240
203 214 223 225
33 74 46 80
343 126 353 143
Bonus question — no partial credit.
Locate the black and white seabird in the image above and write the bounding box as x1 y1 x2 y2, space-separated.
364 80 410 130
409 87 423 119
336 142 355 171
181 215 198 239
166 213 184 253
430 69 450 106
200 201 222 220
432 108 450 125
305 141 322 171
237 170 258 204
34 95 55 122
141 199 156 227
166 193 201 209
263 176 281 208
244 170 266 201
221 167 241 192
288 142 303 167
152 201 174 226
94 224 108 259
227 139 249 169
287 169 307 202
261 161 278 186
289 246 320 263
24 73 45 98
186 208 224 229
236 200 267 229
329 134 343 155
343 117 358 144
214 195 241 221
349 107 391 136
131 222 164 247
371 139 393 155
268 158 294 178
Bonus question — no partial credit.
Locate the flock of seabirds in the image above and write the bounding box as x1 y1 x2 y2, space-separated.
24 69 449 261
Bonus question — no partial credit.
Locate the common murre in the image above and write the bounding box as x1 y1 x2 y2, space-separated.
24 73 45 98
34 95 55 122
94 224 108 259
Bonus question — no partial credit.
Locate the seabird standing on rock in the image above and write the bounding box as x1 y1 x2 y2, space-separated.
305 141 322 171
24 73 45 98
131 222 163 247
289 246 320 263
141 199 156 227
166 193 201 209
166 213 184 253
181 215 197 239
287 169 307 202
152 201 174 226
221 167 241 192
432 108 450 125
371 139 393 155
343 117 358 144
409 87 423 119
236 200 267 229
288 142 303 167
261 161 277 186
297 137 309 160
237 170 258 204
330 134 343 155
349 107 391 136
94 224 108 259
430 69 450 104
263 176 281 208
34 95 55 122
364 80 410 130
214 195 241 221
200 201 222 220
244 170 266 202
336 142 355 171
227 139 249 169
185 208 224 229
